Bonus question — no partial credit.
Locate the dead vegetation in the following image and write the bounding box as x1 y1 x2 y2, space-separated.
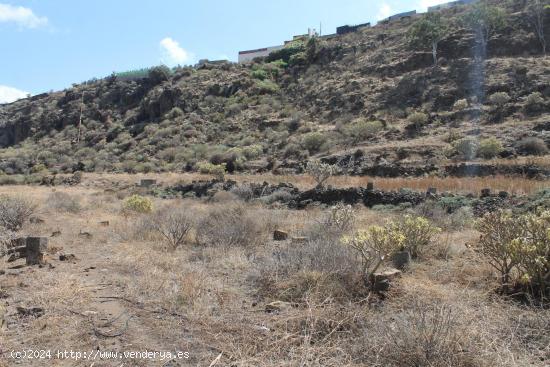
0 181 549 366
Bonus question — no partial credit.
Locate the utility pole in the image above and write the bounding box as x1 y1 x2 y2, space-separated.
320 21 322 36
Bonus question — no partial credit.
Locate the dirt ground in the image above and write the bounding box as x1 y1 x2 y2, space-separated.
1 179 549 367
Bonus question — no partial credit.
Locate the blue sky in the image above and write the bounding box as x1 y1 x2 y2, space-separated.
0 0 447 102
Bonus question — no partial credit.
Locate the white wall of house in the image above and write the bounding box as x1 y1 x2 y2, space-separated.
238 45 284 63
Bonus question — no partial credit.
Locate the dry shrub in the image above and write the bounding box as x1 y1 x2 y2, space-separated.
196 203 263 247
45 191 81 213
320 203 356 234
229 183 254 201
256 238 360 302
0 195 36 231
516 137 549 156
0 227 16 272
306 160 335 188
371 302 485 367
209 190 238 203
413 201 474 231
151 205 194 249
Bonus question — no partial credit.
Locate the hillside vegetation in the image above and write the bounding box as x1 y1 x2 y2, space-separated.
0 0 548 179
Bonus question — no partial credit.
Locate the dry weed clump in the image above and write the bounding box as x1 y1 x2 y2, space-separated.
196 203 263 248
366 301 488 367
151 204 194 249
45 191 82 213
0 195 36 231
255 236 361 303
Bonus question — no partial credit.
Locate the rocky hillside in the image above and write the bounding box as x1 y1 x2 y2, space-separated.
0 0 549 178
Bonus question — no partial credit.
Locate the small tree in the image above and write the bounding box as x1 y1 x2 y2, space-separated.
393 215 441 259
306 160 335 188
151 206 193 250
462 3 507 52
475 210 522 288
342 227 404 285
526 0 548 55
408 12 448 65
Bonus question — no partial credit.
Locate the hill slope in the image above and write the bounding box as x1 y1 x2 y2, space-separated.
0 0 549 178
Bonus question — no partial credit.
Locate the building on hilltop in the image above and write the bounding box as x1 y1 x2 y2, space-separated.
238 28 318 63
378 10 417 24
428 0 478 12
336 22 371 35
238 45 285 63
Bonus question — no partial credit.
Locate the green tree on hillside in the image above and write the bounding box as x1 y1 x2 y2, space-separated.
462 3 507 50
408 12 448 65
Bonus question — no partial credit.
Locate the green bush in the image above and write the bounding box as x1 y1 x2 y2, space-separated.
255 80 280 94
477 137 503 159
197 162 226 180
122 195 153 214
343 120 384 143
408 112 429 130
452 99 469 111
289 52 307 66
148 65 171 84
393 215 441 258
242 144 263 160
453 137 478 160
525 92 544 112
251 69 269 80
488 92 510 107
266 41 305 63
302 132 327 153
476 210 550 298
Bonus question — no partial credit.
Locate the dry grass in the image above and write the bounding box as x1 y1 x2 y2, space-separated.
1 180 549 366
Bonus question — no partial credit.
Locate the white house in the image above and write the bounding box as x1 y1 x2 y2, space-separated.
238 45 284 63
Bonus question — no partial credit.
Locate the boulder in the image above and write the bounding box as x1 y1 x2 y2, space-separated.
392 251 411 270
59 253 77 262
273 230 289 241
16 306 45 318
26 237 48 266
372 268 402 291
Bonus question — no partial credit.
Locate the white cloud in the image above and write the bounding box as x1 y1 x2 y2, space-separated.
160 37 193 65
0 85 29 104
0 3 48 28
418 0 447 12
377 3 392 20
